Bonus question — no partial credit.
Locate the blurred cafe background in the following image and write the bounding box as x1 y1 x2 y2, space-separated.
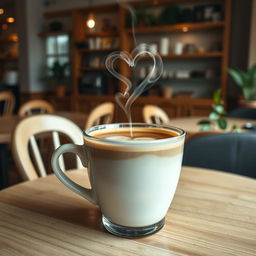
0 0 255 186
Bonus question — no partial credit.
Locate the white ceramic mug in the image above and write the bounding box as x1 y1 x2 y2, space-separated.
51 123 185 238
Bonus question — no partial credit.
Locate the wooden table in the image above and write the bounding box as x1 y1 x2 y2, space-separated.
0 111 87 189
0 167 255 255
168 116 256 138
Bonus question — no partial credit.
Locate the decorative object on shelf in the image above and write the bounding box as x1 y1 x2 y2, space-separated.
193 4 222 22
86 0 96 30
49 21 63 31
49 60 69 98
161 86 173 99
159 37 169 56
133 6 157 27
183 43 197 54
159 5 181 25
149 43 158 55
174 42 183 55
176 70 190 79
228 64 256 105
3 70 18 86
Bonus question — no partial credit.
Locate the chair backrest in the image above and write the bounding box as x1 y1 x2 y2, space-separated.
182 132 256 178
85 102 114 129
227 107 256 120
0 91 15 116
12 114 84 181
143 105 170 124
18 99 54 117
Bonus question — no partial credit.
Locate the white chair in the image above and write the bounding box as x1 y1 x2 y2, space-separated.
85 102 115 129
18 99 54 117
143 105 170 124
0 91 15 116
12 114 83 181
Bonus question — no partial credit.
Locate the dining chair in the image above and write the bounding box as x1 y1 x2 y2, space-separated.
12 114 84 181
85 102 115 129
0 91 15 116
143 105 170 124
227 107 256 120
182 132 256 178
18 99 55 117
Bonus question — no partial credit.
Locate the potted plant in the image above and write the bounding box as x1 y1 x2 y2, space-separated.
228 64 256 107
49 60 69 98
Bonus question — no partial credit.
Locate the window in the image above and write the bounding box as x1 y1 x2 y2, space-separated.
45 34 70 76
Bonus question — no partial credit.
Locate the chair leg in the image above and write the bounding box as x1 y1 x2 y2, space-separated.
0 144 9 189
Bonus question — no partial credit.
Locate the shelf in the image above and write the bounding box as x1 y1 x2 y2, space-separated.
79 48 120 53
80 67 107 71
141 52 223 59
160 77 220 82
85 31 119 38
127 21 225 34
0 34 18 43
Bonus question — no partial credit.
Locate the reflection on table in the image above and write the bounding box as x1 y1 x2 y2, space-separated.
0 167 255 255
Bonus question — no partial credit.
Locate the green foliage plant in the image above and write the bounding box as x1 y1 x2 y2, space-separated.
198 89 227 131
49 60 69 85
228 64 256 101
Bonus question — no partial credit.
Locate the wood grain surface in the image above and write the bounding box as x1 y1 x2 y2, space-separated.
0 167 256 256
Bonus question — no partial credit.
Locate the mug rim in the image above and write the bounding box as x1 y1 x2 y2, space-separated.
83 123 185 147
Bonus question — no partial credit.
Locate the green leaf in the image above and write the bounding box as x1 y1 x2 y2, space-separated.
213 89 221 104
248 64 256 77
217 118 227 130
228 68 245 87
209 112 219 120
199 124 212 131
212 104 226 115
197 120 211 125
231 124 241 133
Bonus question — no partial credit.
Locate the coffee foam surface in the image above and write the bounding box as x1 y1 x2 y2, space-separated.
85 127 185 152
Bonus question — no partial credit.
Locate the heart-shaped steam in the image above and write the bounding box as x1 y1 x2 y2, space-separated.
105 45 163 122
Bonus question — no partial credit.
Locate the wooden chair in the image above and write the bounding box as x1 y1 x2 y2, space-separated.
143 105 170 124
85 102 114 129
12 114 83 181
18 99 54 117
0 91 15 116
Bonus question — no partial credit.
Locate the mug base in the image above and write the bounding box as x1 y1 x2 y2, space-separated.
102 216 165 238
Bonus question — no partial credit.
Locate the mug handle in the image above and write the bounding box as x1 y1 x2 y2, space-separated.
51 144 97 204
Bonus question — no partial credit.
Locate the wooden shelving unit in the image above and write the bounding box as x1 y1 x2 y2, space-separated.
0 33 19 84
79 48 120 53
142 52 223 60
127 21 225 34
84 31 119 38
40 0 232 120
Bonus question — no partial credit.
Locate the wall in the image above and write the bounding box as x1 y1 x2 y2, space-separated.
16 0 45 93
227 0 252 109
249 0 256 66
